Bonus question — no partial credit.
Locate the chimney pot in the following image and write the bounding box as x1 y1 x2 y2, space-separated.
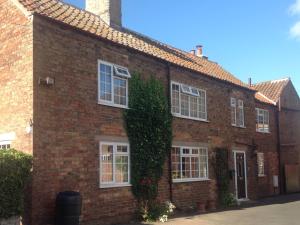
86 0 122 28
248 77 252 87
196 45 203 57
190 50 196 55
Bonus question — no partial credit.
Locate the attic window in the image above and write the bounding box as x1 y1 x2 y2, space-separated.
114 65 131 78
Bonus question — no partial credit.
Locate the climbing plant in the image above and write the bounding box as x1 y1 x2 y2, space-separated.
124 74 172 220
214 148 236 207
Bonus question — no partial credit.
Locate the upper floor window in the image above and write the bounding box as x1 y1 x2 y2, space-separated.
99 142 130 188
0 141 11 150
171 81 207 121
231 98 244 127
171 146 208 182
256 108 270 133
98 61 131 108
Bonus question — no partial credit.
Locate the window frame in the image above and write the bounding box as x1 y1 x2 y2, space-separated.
171 81 208 122
172 146 209 183
99 141 131 188
256 108 270 133
98 60 129 109
0 140 11 150
257 152 265 177
231 97 245 128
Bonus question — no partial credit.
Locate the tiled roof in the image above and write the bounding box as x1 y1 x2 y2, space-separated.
15 0 252 89
253 78 290 103
254 92 276 105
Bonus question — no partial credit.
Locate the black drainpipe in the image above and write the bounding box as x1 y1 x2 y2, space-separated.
166 63 173 202
276 100 283 194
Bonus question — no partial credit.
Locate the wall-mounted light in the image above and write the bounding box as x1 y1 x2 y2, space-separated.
39 77 55 86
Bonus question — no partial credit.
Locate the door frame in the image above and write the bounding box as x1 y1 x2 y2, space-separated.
233 150 248 200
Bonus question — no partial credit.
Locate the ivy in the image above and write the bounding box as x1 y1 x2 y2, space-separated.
124 74 172 216
0 149 32 219
214 148 236 207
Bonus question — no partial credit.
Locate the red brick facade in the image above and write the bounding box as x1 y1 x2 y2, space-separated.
0 1 298 225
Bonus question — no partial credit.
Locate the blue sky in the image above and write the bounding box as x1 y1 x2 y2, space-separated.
66 0 300 94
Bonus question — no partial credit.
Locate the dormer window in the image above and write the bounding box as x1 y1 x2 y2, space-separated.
98 61 130 108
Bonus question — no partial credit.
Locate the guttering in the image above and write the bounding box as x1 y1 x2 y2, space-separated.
166 63 173 202
276 99 283 194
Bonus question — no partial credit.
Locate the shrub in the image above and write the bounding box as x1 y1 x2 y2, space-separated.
0 149 32 219
124 74 172 220
140 201 176 223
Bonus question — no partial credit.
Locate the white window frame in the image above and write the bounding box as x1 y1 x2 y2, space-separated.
171 81 207 121
257 152 265 177
0 140 11 150
256 108 270 133
99 141 130 188
231 97 245 128
172 146 209 183
98 60 130 109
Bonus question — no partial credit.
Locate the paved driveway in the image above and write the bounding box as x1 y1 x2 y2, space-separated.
135 194 300 225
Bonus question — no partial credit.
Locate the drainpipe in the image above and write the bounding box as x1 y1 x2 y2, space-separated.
167 63 173 202
276 99 283 194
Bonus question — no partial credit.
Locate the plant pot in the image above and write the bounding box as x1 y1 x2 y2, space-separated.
197 202 206 213
206 200 217 211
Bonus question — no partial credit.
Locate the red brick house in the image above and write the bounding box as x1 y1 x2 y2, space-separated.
0 0 299 224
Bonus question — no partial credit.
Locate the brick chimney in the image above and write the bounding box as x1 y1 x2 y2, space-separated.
196 45 203 57
86 0 122 28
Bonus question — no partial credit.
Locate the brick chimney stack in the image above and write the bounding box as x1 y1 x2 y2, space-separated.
86 0 122 28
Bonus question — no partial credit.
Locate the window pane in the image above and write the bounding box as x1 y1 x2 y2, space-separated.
113 77 127 106
99 64 112 101
257 153 264 175
182 156 191 178
171 147 181 179
200 148 208 178
181 94 189 116
101 145 113 183
190 96 198 118
191 156 199 178
171 84 180 114
115 155 129 183
198 91 206 119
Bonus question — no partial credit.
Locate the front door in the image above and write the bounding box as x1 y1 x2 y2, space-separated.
235 152 247 199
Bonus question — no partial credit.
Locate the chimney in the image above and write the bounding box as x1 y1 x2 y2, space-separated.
196 45 203 57
190 50 196 55
86 0 122 28
248 77 252 87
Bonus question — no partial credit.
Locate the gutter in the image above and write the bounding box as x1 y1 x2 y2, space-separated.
276 99 283 194
166 63 173 202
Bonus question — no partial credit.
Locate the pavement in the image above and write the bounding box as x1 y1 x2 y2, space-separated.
126 193 300 225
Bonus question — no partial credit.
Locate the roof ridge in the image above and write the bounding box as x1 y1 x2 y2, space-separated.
256 92 277 105
253 77 290 86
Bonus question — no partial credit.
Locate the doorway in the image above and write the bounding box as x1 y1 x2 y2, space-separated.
234 151 248 200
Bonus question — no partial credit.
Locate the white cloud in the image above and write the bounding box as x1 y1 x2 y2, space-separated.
289 0 300 15
290 21 300 40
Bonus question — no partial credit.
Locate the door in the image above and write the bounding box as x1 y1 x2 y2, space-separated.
235 152 247 199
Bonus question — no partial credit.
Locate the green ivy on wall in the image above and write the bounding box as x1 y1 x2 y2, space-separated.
124 74 172 218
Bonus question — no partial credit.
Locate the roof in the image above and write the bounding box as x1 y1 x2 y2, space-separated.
254 92 276 105
253 78 290 103
14 0 252 90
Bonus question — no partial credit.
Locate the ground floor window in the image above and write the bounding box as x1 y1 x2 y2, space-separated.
0 141 11 150
257 153 265 176
99 142 130 188
171 146 208 182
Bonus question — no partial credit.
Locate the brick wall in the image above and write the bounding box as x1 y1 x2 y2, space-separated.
0 0 33 154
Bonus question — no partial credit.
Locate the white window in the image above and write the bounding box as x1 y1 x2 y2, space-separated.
257 153 265 176
99 142 130 188
0 141 11 150
171 81 207 121
231 97 245 127
98 61 130 108
171 146 208 182
256 108 270 133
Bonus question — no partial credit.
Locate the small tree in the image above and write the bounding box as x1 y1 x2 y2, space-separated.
124 74 172 220
0 149 32 219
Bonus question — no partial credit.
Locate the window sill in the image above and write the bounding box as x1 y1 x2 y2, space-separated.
100 183 131 189
98 101 128 109
173 178 210 183
232 125 246 129
256 130 270 134
172 114 209 123
258 174 266 177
